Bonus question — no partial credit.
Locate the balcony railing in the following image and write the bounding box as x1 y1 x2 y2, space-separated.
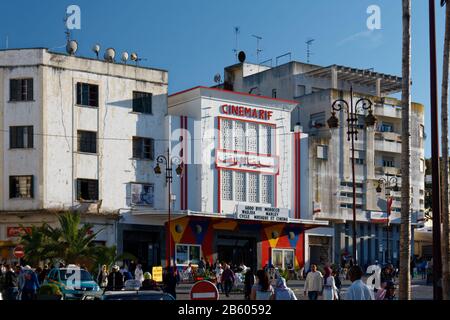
375 166 401 175
374 139 402 154
373 103 402 118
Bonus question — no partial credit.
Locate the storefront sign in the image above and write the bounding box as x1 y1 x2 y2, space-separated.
152 266 163 282
7 227 32 238
220 104 273 121
370 211 388 222
216 150 278 174
235 205 289 222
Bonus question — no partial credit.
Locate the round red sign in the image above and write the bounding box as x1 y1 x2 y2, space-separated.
190 280 219 300
13 245 25 259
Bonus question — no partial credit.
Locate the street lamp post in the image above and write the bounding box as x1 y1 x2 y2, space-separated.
154 149 183 272
328 87 376 265
376 176 399 264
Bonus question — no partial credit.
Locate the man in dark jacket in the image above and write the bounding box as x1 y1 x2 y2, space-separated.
1 265 18 300
244 268 255 300
163 267 179 299
221 264 235 297
106 266 124 291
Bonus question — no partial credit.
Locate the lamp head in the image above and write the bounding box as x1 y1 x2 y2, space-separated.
327 112 339 129
154 164 162 175
175 164 183 176
365 109 377 127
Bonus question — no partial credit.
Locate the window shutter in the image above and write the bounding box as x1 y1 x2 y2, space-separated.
76 83 82 105
9 176 15 198
76 179 82 200
150 138 155 160
10 79 19 101
10 127 16 148
28 126 33 148
30 176 34 198
27 79 33 101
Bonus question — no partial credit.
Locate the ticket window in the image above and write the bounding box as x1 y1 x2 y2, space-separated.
272 248 295 270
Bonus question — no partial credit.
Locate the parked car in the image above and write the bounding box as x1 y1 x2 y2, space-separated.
82 290 175 301
43 265 100 300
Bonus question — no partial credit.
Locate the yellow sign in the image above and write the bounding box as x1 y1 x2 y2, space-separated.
152 266 163 282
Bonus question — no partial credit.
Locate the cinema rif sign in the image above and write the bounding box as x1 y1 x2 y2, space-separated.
236 205 289 222
220 104 273 121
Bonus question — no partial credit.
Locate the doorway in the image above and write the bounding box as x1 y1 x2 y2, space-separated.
216 235 257 271
123 231 161 271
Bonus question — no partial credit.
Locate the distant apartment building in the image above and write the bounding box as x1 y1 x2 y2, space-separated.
222 61 426 267
0 48 170 268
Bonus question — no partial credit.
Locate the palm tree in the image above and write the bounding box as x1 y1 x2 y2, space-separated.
399 0 412 300
20 224 52 266
440 0 450 301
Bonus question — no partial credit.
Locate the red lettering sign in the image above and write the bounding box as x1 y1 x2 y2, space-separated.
7 227 32 238
220 104 273 121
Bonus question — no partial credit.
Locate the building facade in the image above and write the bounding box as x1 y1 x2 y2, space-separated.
167 86 327 271
0 48 169 268
222 61 425 268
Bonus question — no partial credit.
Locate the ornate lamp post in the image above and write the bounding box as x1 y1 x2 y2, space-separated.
376 176 399 263
327 87 376 265
154 149 183 271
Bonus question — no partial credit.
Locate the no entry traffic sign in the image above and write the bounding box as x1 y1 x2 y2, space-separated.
13 245 25 259
190 280 219 300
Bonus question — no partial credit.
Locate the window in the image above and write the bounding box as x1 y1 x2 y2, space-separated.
296 85 306 97
340 192 363 198
379 122 394 133
76 179 98 201
317 145 328 160
77 130 97 154
272 249 295 270
272 89 277 98
235 172 246 201
131 183 154 207
221 119 233 150
10 78 33 101
420 159 425 173
132 91 152 114
340 203 363 209
234 121 245 151
260 125 272 155
10 126 33 149
310 112 326 129
248 173 259 203
133 137 154 160
246 123 258 153
9 176 33 199
76 83 99 107
176 244 201 266
261 175 274 204
419 124 425 138
221 170 233 201
340 181 364 188
383 157 395 168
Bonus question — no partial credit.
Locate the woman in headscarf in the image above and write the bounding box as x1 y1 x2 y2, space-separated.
274 277 297 300
322 266 338 300
141 272 159 291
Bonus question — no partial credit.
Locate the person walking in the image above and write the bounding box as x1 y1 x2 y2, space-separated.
198 257 206 275
250 270 274 300
221 264 235 297
332 269 342 300
215 263 224 294
134 264 144 284
244 268 255 300
274 276 297 300
303 264 323 300
1 264 18 300
141 272 159 291
163 267 179 299
21 266 40 301
345 266 374 300
322 267 339 300
97 265 108 288
106 265 124 291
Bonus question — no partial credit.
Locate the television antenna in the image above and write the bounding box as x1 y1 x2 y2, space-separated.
233 26 240 62
306 38 315 63
252 34 263 65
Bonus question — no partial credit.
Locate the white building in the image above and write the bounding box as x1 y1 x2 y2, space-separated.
222 61 425 268
0 48 169 268
167 86 327 270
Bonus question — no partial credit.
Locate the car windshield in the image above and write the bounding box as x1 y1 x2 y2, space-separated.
60 269 93 282
103 293 172 300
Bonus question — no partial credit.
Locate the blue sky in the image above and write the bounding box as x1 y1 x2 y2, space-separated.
0 0 446 157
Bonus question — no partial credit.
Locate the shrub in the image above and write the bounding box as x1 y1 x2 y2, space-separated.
38 284 62 296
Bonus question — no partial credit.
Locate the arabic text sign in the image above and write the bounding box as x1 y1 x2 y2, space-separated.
216 150 278 174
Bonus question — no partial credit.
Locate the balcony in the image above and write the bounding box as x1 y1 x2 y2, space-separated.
373 103 402 118
374 139 402 154
375 166 401 175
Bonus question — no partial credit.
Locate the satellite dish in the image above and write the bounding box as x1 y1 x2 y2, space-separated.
130 52 138 62
92 44 101 58
66 40 78 55
238 51 246 63
104 48 116 62
214 73 222 84
121 52 129 63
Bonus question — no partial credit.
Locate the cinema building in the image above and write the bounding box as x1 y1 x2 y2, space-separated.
167 86 327 271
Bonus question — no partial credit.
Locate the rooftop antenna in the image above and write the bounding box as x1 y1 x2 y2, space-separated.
306 38 315 64
252 34 263 65
63 13 71 43
233 26 240 62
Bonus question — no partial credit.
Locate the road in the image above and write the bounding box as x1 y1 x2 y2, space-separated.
176 277 432 300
